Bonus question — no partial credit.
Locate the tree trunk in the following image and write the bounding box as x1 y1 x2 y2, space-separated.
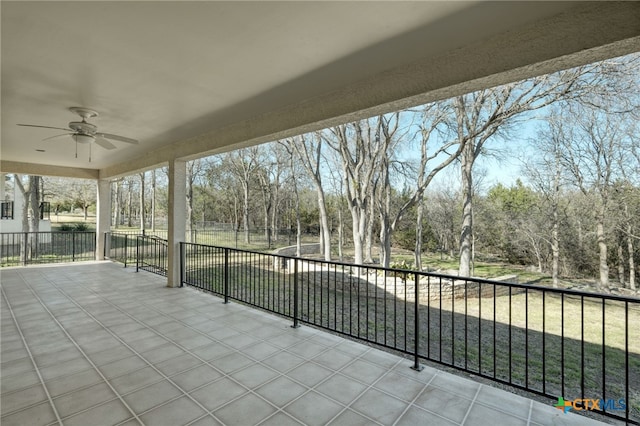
139 172 146 233
338 204 344 262
151 170 156 232
596 214 609 288
364 202 375 264
617 245 625 287
127 183 133 227
28 176 40 260
459 143 474 277
317 190 332 261
551 212 560 288
113 181 120 228
628 224 636 290
243 181 250 244
415 199 424 271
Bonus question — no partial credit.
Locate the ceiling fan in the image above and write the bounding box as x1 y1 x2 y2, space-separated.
17 107 138 161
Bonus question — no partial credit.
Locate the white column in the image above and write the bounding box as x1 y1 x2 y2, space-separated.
96 179 111 261
167 159 186 287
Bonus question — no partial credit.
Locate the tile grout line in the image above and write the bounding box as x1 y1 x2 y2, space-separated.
319 348 406 426
460 382 483 425
390 369 437 426
527 400 533 425
0 286 63 425
13 269 144 426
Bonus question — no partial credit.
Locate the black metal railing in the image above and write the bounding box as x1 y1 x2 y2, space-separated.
0 231 96 266
179 242 639 425
107 232 138 267
1 201 14 219
136 234 168 276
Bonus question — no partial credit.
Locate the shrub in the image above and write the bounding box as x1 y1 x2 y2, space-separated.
59 223 74 232
74 223 89 231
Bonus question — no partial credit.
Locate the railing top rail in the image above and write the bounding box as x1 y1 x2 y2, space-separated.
138 234 168 243
180 241 640 303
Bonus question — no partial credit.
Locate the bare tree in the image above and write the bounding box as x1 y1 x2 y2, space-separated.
289 133 333 261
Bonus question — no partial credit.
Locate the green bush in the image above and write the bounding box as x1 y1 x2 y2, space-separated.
74 223 89 231
59 223 74 232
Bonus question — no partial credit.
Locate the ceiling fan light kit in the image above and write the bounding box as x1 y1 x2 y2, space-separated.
16 106 138 162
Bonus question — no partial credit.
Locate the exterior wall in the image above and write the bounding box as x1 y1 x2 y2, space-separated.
0 177 52 233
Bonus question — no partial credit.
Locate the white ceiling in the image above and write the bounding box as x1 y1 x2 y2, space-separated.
1 1 639 178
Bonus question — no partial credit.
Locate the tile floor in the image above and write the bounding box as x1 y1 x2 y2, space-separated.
1 262 607 425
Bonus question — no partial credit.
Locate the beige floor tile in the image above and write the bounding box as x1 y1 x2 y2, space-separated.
286 362 334 387
207 352 253 374
327 409 380 426
123 380 183 414
53 382 117 418
45 368 104 397
258 412 305 426
231 364 279 388
0 401 57 426
395 406 457 426
315 374 368 405
373 371 427 402
171 364 222 391
190 377 248 411
262 351 305 372
110 366 164 394
414 386 474 424
351 388 409 424
0 384 48 415
213 393 277 426
284 390 344 426
256 376 308 406
340 359 387 385
464 403 528 426
62 399 133 426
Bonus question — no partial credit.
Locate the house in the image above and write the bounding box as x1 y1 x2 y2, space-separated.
0 174 51 233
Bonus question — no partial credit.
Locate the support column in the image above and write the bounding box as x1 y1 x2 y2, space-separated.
96 179 111 260
167 159 186 287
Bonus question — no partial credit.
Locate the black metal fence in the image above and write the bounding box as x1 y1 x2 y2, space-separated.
136 235 168 276
0 231 96 266
180 242 640 425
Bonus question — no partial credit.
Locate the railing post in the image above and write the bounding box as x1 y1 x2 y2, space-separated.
104 232 110 259
136 235 140 272
223 248 229 304
72 231 76 262
179 242 185 287
411 272 424 371
124 234 128 268
292 257 300 328
22 232 28 266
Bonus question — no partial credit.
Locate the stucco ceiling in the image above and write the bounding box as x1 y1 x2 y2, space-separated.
1 1 639 179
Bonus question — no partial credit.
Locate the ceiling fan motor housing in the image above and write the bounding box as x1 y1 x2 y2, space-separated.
68 121 97 136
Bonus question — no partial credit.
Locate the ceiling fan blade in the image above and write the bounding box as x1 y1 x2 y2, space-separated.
17 124 72 132
95 137 117 150
42 133 73 141
97 132 138 144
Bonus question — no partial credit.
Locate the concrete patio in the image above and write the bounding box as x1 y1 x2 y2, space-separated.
1 262 605 425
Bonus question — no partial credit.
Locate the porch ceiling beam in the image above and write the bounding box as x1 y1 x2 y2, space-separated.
0 161 99 180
